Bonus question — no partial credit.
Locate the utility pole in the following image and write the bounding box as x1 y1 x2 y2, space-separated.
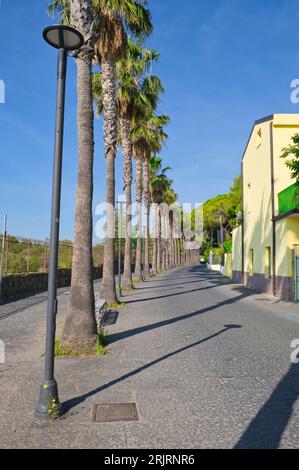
0 214 7 302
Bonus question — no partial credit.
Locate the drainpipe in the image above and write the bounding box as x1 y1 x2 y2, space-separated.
270 122 277 296
241 162 245 284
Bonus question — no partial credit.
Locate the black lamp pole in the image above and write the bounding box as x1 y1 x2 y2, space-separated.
35 25 84 420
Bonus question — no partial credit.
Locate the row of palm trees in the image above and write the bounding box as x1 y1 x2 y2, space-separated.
50 1 198 354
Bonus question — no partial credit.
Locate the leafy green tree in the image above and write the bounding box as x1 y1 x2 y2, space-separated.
280 134 299 185
201 241 211 263
190 176 242 257
223 233 232 254
30 256 39 273
10 254 27 274
227 176 242 227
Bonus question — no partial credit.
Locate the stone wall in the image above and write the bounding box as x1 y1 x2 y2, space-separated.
1 262 139 300
1 267 103 300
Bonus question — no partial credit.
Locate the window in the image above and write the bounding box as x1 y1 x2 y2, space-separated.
249 249 254 276
265 247 271 279
257 128 262 149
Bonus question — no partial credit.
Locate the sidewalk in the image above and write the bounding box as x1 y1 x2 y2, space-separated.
0 266 299 448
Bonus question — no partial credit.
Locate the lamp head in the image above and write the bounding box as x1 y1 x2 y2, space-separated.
43 25 84 51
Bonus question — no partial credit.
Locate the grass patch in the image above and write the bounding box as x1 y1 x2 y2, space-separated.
99 328 108 346
96 330 108 356
54 332 108 358
54 339 72 357
96 341 106 357
108 300 125 309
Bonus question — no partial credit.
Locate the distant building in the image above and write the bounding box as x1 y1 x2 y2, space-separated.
232 114 299 301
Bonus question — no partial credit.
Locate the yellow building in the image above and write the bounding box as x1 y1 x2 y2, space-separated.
232 114 299 301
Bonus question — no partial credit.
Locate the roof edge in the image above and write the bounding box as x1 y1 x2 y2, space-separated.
254 114 274 126
242 115 274 161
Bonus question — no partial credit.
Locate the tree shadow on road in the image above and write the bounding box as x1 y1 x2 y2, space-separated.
143 277 201 283
124 284 217 304
62 324 242 415
132 279 206 292
108 286 251 345
234 363 299 449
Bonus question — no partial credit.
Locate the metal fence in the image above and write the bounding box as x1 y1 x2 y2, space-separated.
0 234 104 275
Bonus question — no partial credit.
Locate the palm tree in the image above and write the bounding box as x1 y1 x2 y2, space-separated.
149 158 172 273
132 114 170 279
149 156 162 274
93 0 153 303
50 0 99 353
163 188 178 270
116 42 160 288
134 154 143 281
94 42 160 288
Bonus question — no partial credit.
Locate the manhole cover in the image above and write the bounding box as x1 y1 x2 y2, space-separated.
93 403 139 423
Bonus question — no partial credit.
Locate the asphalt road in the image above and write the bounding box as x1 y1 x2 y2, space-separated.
0 265 299 449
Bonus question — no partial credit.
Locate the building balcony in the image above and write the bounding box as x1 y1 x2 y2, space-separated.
276 183 299 220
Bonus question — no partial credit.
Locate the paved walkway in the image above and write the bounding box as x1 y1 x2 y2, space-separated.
1 266 299 449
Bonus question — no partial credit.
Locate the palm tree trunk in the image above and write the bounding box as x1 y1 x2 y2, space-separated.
152 205 158 274
62 53 97 353
135 234 142 281
162 243 166 271
157 208 162 272
165 240 169 270
142 158 150 278
153 239 157 272
120 117 133 290
177 239 180 266
100 58 117 304
169 221 174 269
162 213 167 271
135 157 143 282
172 238 175 267
162 213 166 271
144 211 150 277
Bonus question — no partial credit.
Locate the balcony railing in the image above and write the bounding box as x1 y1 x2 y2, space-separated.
278 183 299 214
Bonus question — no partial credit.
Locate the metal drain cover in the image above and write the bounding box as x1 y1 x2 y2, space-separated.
93 403 138 423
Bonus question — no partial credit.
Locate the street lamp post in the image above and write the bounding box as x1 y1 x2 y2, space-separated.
35 25 84 420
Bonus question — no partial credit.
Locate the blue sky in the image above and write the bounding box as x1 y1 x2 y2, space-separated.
1 0 299 241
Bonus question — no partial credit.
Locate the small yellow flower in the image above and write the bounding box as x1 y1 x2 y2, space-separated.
43 385 48 389
48 409 53 414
